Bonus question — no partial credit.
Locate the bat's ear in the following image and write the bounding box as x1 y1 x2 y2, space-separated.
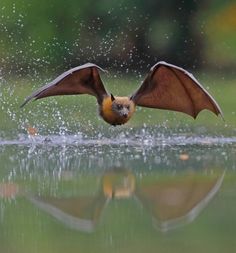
111 94 115 101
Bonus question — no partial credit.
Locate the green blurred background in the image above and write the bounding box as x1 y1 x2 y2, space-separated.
1 0 236 73
0 0 236 133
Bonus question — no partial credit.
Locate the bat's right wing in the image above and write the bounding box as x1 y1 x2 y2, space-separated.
131 62 223 118
21 63 108 107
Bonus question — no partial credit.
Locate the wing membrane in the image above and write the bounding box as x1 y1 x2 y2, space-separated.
21 63 108 106
131 62 222 118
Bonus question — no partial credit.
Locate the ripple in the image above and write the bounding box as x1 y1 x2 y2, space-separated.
0 134 236 147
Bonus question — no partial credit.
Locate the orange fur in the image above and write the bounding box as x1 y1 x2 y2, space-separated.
100 96 136 125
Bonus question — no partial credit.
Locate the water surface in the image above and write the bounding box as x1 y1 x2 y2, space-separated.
0 132 235 253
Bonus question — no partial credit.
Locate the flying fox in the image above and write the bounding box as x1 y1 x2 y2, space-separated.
21 61 222 126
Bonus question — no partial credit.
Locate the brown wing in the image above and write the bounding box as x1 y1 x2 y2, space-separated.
21 63 108 107
131 61 223 118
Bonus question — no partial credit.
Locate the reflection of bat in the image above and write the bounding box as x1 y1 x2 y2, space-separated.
136 170 225 232
21 62 222 125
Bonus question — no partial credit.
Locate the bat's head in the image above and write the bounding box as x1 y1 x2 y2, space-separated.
110 94 135 119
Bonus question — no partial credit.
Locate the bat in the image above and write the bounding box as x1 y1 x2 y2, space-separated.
21 61 223 126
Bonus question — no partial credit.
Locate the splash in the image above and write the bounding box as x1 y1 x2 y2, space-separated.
1 133 236 147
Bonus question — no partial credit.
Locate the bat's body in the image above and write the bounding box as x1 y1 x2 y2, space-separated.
100 96 136 125
21 62 222 125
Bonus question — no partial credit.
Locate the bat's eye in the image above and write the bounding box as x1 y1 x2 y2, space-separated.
116 104 123 110
126 105 130 110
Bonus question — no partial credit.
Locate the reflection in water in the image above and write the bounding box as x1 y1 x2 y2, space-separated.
28 194 107 232
0 142 235 253
0 183 19 199
136 170 225 232
22 167 225 233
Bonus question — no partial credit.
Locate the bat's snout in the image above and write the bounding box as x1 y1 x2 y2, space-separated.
121 108 129 118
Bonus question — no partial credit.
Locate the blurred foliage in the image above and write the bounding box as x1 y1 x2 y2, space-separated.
0 0 236 76
204 2 236 68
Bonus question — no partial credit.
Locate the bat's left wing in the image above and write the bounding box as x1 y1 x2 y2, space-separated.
21 63 108 107
131 62 222 118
